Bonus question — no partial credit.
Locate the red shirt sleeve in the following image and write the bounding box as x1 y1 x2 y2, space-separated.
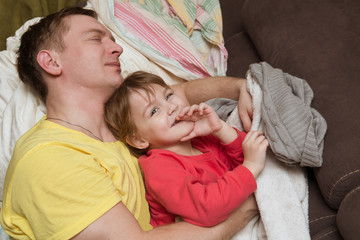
139 133 256 227
193 128 247 170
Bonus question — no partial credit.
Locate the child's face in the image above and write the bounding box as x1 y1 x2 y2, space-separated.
128 84 195 150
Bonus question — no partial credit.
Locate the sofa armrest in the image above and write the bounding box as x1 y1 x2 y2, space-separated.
337 187 360 240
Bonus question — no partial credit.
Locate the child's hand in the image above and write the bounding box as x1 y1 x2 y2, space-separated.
177 103 222 141
241 131 269 178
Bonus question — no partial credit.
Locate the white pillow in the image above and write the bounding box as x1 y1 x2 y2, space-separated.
0 17 46 200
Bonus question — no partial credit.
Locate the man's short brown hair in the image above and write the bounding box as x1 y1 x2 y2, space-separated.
17 7 97 103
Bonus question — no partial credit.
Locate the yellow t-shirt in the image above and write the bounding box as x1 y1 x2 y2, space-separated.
0 116 152 239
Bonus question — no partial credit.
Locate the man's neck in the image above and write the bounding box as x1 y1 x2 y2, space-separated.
46 96 116 142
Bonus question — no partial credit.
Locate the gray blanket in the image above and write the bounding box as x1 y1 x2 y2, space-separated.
209 62 327 167
248 62 327 167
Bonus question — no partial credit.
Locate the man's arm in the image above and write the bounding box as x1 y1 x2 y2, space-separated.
172 76 253 132
72 195 258 240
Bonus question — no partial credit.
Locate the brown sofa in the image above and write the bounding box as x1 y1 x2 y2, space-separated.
220 0 360 239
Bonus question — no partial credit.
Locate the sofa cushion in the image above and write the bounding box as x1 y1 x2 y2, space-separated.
220 0 247 40
337 187 360 240
225 32 261 77
241 0 360 210
308 170 339 237
220 0 261 77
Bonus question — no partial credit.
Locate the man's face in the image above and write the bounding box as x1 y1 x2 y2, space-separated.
59 15 124 92
129 84 194 150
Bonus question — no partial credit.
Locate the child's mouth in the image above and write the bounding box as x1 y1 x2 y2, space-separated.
172 120 181 127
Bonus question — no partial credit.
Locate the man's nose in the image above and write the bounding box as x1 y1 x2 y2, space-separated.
110 40 123 57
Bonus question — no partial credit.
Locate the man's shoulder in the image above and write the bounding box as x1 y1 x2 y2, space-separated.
13 118 67 157
11 119 130 174
11 118 85 170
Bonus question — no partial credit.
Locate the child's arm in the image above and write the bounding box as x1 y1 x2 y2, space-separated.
241 131 268 178
176 102 268 178
140 153 257 227
176 103 238 143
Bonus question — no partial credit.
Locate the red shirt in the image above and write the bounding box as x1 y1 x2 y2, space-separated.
139 129 257 227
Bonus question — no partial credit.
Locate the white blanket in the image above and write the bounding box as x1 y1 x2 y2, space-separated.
225 75 310 240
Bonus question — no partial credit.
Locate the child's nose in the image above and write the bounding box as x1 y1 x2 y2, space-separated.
167 103 178 115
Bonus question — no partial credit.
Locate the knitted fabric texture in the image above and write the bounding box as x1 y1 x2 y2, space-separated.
247 62 327 167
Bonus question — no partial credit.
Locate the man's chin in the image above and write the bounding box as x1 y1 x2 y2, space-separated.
114 76 124 88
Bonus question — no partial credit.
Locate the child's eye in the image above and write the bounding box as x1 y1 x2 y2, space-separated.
166 93 173 100
151 107 159 116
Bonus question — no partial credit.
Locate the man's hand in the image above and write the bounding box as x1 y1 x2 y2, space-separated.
176 103 222 141
230 194 259 225
238 81 253 132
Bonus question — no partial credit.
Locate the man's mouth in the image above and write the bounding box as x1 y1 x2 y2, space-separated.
106 61 121 70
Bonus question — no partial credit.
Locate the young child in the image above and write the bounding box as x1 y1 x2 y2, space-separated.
105 71 268 227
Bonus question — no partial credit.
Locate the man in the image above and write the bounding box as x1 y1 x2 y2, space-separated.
1 7 257 239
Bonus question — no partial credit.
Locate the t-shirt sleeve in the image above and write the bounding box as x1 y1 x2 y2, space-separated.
8 144 122 240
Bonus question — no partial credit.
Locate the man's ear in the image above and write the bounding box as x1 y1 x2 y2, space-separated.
37 50 62 76
126 135 149 150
